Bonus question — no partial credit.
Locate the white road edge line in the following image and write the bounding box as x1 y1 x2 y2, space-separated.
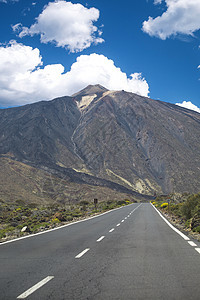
97 236 105 242
195 248 200 254
188 241 197 247
17 276 54 299
150 203 190 241
109 228 115 233
75 248 90 258
0 203 137 246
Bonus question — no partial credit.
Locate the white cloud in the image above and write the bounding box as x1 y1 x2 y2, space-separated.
0 41 149 107
13 0 104 52
143 0 200 40
176 101 200 113
154 0 162 4
64 54 149 97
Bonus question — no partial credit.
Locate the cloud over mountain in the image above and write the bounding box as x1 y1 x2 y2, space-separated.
176 101 200 113
0 41 149 107
143 0 200 40
13 0 104 53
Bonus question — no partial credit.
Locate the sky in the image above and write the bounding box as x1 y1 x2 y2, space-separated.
0 0 200 112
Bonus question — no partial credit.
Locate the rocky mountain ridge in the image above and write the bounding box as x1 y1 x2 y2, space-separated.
1 84 200 204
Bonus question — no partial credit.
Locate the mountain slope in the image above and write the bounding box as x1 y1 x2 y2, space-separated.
71 88 200 194
0 85 200 204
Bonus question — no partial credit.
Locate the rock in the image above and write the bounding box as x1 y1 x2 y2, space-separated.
21 226 27 232
21 226 31 232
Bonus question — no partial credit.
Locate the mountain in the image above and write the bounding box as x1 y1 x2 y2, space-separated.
1 84 200 204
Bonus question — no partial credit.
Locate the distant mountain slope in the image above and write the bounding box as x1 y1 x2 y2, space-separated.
0 96 80 166
0 84 200 204
0 156 147 205
72 89 200 194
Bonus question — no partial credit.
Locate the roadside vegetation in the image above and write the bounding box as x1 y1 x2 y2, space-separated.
0 198 133 242
152 193 200 234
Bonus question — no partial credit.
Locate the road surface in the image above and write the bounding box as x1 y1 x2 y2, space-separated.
0 203 200 299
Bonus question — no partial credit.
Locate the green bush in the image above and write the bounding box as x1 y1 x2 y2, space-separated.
80 200 89 206
0 231 6 239
15 199 25 206
170 203 183 217
117 200 126 206
107 200 113 205
17 224 24 230
181 194 200 220
193 225 200 233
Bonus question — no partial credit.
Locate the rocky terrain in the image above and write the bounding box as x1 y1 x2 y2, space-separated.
1 84 200 205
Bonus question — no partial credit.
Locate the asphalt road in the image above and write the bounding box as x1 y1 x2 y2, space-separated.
0 203 200 300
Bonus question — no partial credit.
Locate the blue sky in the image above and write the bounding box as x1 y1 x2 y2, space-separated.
0 0 200 112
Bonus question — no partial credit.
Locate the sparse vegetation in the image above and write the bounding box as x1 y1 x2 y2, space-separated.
152 193 200 234
160 202 168 208
0 198 134 242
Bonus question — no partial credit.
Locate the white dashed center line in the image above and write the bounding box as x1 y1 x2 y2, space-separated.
188 241 197 247
17 204 144 299
195 248 200 254
97 236 105 242
17 276 54 299
75 248 90 258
